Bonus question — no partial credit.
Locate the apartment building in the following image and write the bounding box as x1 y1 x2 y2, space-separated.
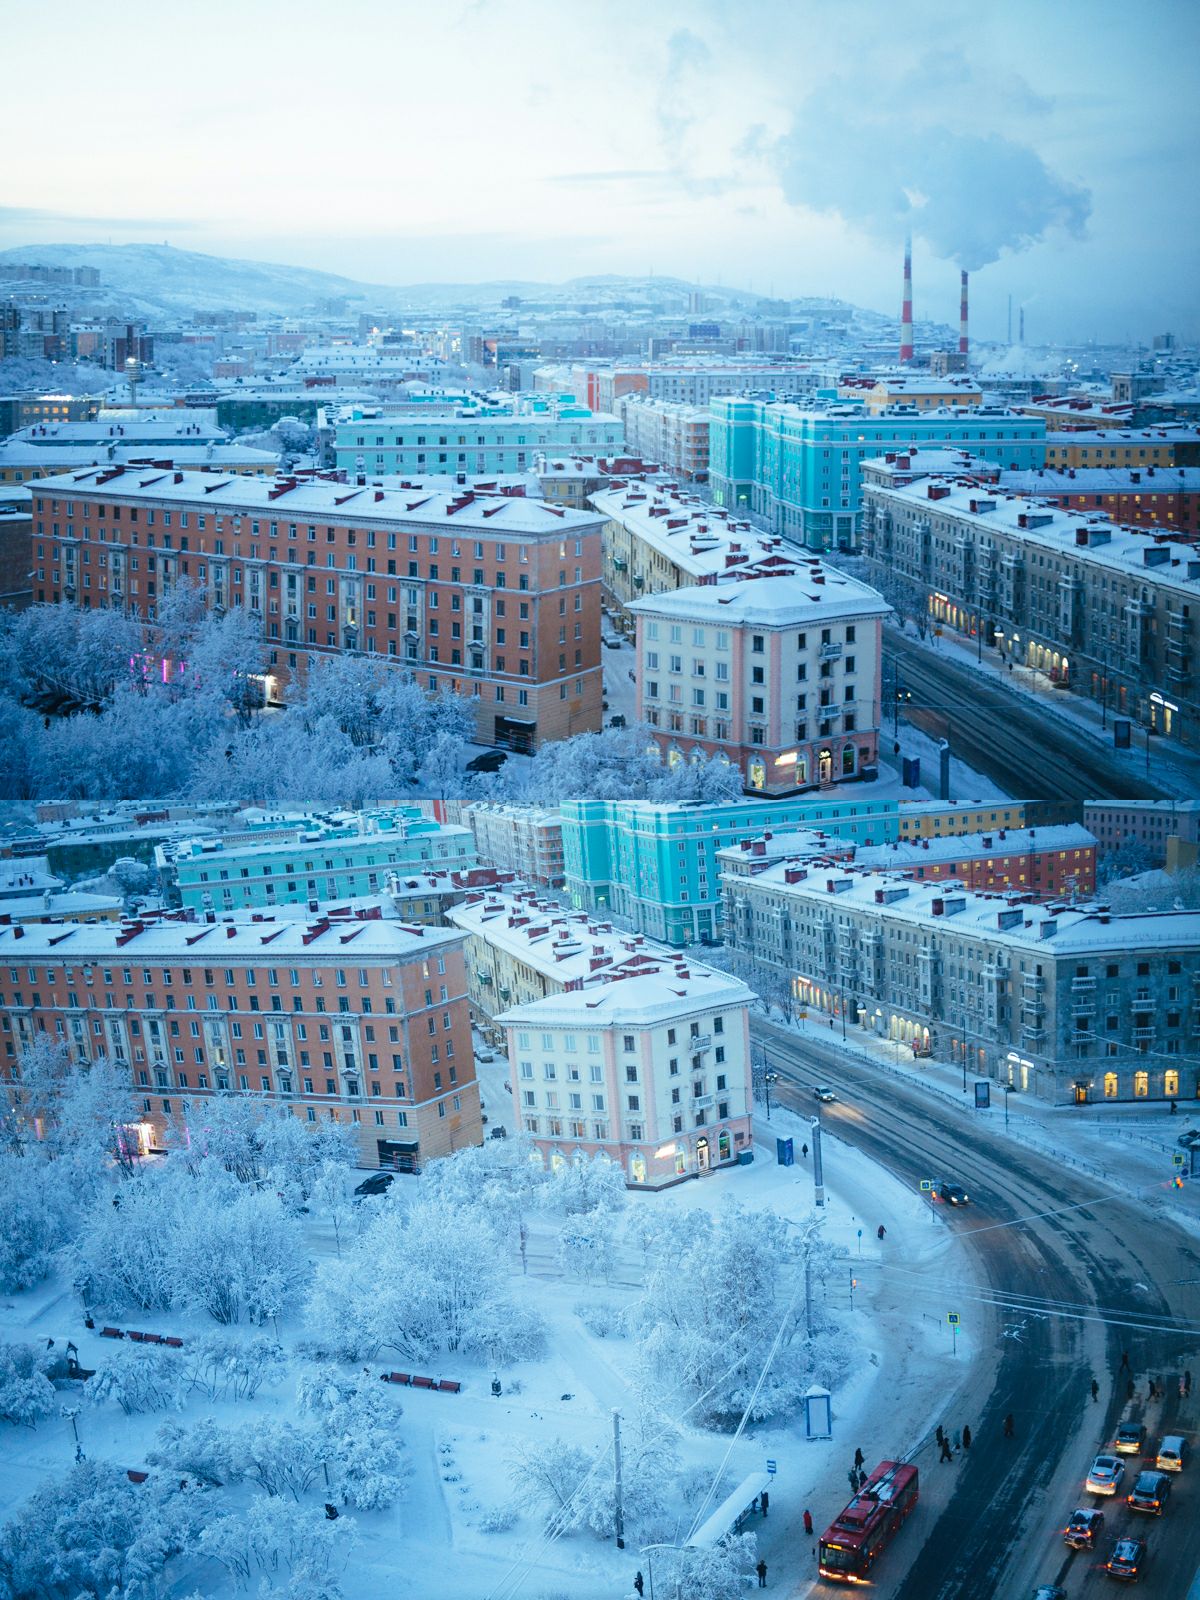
618 396 710 480
1044 429 1200 471
0 907 481 1169
541 361 815 414
1082 799 1200 868
448 886 754 1186
628 559 888 796
0 486 32 609
161 809 476 913
896 800 1035 841
721 863 1200 1104
850 824 1097 898
332 407 623 478
561 796 899 946
709 398 1046 551
464 803 565 887
861 473 1200 748
0 439 280 484
591 482 791 632
998 467 1200 540
30 468 606 751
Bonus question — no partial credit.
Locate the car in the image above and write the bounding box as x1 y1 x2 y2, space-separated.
1115 1421 1146 1455
353 1172 394 1200
1032 1588 1067 1600
476 1048 495 1063
1063 1508 1105 1549
603 635 623 649
1176 1127 1200 1149
813 1086 836 1103
1104 1536 1146 1582
1086 1454 1126 1495
608 714 626 728
465 749 509 774
1127 1470 1171 1515
489 1125 507 1139
1154 1434 1190 1472
938 1181 970 1205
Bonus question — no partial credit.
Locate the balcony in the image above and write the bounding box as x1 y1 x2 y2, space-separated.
820 642 843 661
688 1034 712 1051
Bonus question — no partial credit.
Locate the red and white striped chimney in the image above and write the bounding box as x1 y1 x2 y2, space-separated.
959 270 969 358
899 234 914 363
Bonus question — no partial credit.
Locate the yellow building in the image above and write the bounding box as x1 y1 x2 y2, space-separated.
1044 430 1187 470
897 800 1029 840
859 377 983 414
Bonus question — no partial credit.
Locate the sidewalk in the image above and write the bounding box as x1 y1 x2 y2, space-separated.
893 620 1200 801
752 1003 1200 1236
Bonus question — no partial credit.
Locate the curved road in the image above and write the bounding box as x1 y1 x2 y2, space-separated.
885 633 1174 803
756 1019 1200 1600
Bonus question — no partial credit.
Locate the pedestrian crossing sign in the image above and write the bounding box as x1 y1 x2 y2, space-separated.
1173 1153 1186 1167
920 1180 933 1191
947 1313 960 1325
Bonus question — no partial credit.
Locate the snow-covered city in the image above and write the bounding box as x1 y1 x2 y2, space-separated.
1 4 1199 1599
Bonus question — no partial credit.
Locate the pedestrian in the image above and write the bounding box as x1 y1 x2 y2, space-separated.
634 1572 644 1598
939 1435 953 1463
757 1558 768 1588
760 1490 769 1518
962 1424 972 1451
1090 1378 1099 1403
848 1467 859 1493
1170 1099 1178 1115
1186 1370 1192 1397
1003 1413 1015 1438
877 1224 886 1239
803 1508 814 1537
1181 1376 1188 1399
1120 1350 1130 1372
1147 1379 1157 1401
854 1447 865 1470
324 1503 339 1521
828 1017 834 1030
1157 1375 1165 1398
751 1496 760 1514
935 1424 945 1446
1127 1378 1136 1401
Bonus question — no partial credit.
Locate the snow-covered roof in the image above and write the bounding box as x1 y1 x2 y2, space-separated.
852 824 1097 869
1000 467 1200 494
31 467 606 537
627 566 891 628
0 908 464 962
733 862 1198 955
591 484 787 580
869 476 1200 596
862 449 997 479
1045 426 1200 446
2 890 124 921
0 442 279 469
11 421 226 445
496 962 754 1029
0 859 63 899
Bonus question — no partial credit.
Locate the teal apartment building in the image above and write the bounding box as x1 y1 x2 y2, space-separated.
166 809 476 914
561 797 899 945
709 398 1046 551
333 404 624 478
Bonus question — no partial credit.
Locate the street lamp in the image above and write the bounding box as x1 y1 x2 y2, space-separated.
764 1071 778 1121
1003 1083 1012 1129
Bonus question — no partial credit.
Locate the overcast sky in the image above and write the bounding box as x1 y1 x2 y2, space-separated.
2 0 1197 341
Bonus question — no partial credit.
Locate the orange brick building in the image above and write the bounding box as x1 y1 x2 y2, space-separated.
31 467 607 751
853 823 1097 899
0 906 481 1170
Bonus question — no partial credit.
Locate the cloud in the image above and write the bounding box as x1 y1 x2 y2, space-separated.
0 204 199 230
771 50 1091 270
655 28 712 156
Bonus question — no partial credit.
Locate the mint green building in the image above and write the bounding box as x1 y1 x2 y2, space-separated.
333 406 623 478
561 797 898 945
709 398 1046 551
168 809 475 914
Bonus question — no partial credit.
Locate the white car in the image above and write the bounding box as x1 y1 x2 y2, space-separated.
813 1087 837 1103
1085 1454 1125 1495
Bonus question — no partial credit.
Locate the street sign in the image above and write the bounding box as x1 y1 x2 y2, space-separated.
974 1081 990 1110
920 1179 933 1192
776 1136 794 1168
947 1313 960 1325
1173 1153 1186 1168
766 1459 777 1476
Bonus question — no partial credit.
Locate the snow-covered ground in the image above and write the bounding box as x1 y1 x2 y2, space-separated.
0 1109 979 1600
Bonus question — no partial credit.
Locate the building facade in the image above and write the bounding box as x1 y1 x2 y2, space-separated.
561 797 900 945
448 886 755 1187
162 809 476 913
721 863 1200 1104
31 468 606 751
862 473 1200 749
618 396 710 480
1082 800 1200 868
709 398 1047 550
628 561 888 796
332 407 623 478
0 486 32 609
997 467 1200 541
850 824 1097 898
1043 429 1200 471
0 908 481 1169
464 803 565 887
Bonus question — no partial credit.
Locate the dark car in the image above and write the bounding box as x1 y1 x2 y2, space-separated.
353 1172 394 1200
1127 1471 1171 1515
1104 1536 1146 1581
1063 1508 1105 1549
939 1181 970 1205
608 714 626 728
489 1125 507 1139
1115 1421 1146 1455
465 749 509 774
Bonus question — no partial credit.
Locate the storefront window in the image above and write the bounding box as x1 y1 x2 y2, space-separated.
718 1129 731 1163
630 1152 646 1183
1164 1070 1179 1097
1134 1071 1149 1098
1103 1073 1118 1099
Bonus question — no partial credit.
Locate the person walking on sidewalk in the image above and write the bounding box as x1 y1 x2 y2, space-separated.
939 1435 953 1463
1090 1378 1100 1403
854 1447 865 1471
962 1424 972 1451
633 1574 644 1598
756 1559 768 1588
1003 1413 1015 1438
803 1509 814 1537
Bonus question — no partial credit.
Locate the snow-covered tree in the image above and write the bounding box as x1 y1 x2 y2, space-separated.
146 1416 240 1488
88 1344 187 1416
0 1155 75 1290
478 723 742 804
655 1532 759 1600
240 1420 324 1502
182 1332 288 1402
305 1198 544 1365
547 1151 626 1217
296 1367 408 1511
556 1208 616 1284
0 1342 57 1427
197 1495 356 1596
0 602 142 714
507 1413 678 1541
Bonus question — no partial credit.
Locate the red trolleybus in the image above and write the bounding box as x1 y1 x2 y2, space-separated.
818 1460 919 1583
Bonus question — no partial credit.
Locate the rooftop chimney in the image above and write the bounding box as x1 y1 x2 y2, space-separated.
959 270 969 359
900 234 914 364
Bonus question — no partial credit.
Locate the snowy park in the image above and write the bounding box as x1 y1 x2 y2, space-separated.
0 1040 972 1600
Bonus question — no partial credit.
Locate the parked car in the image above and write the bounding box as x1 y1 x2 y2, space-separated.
1176 1127 1200 1149
603 635 623 649
353 1172 394 1200
1127 1470 1171 1515
1115 1422 1146 1455
1063 1508 1105 1549
1154 1434 1190 1472
813 1086 836 1103
465 749 509 774
608 714 626 728
476 1049 495 1063
1086 1454 1126 1495
489 1125 508 1140
1103 1536 1146 1582
938 1181 970 1205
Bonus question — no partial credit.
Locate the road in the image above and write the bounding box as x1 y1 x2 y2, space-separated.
755 1018 1200 1600
884 632 1175 803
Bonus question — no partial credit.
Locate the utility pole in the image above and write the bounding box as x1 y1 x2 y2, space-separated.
811 1115 825 1208
612 1409 625 1550
804 1252 814 1337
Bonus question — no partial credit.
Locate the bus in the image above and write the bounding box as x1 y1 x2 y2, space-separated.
818 1460 919 1583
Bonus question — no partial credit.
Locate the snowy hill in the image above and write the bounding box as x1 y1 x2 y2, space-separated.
0 243 397 319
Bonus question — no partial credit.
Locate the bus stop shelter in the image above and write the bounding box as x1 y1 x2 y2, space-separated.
686 1471 774 1548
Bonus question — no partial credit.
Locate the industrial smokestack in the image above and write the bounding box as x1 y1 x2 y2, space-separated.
899 235 914 363
1019 306 1025 345
959 271 969 359
1007 294 1013 346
